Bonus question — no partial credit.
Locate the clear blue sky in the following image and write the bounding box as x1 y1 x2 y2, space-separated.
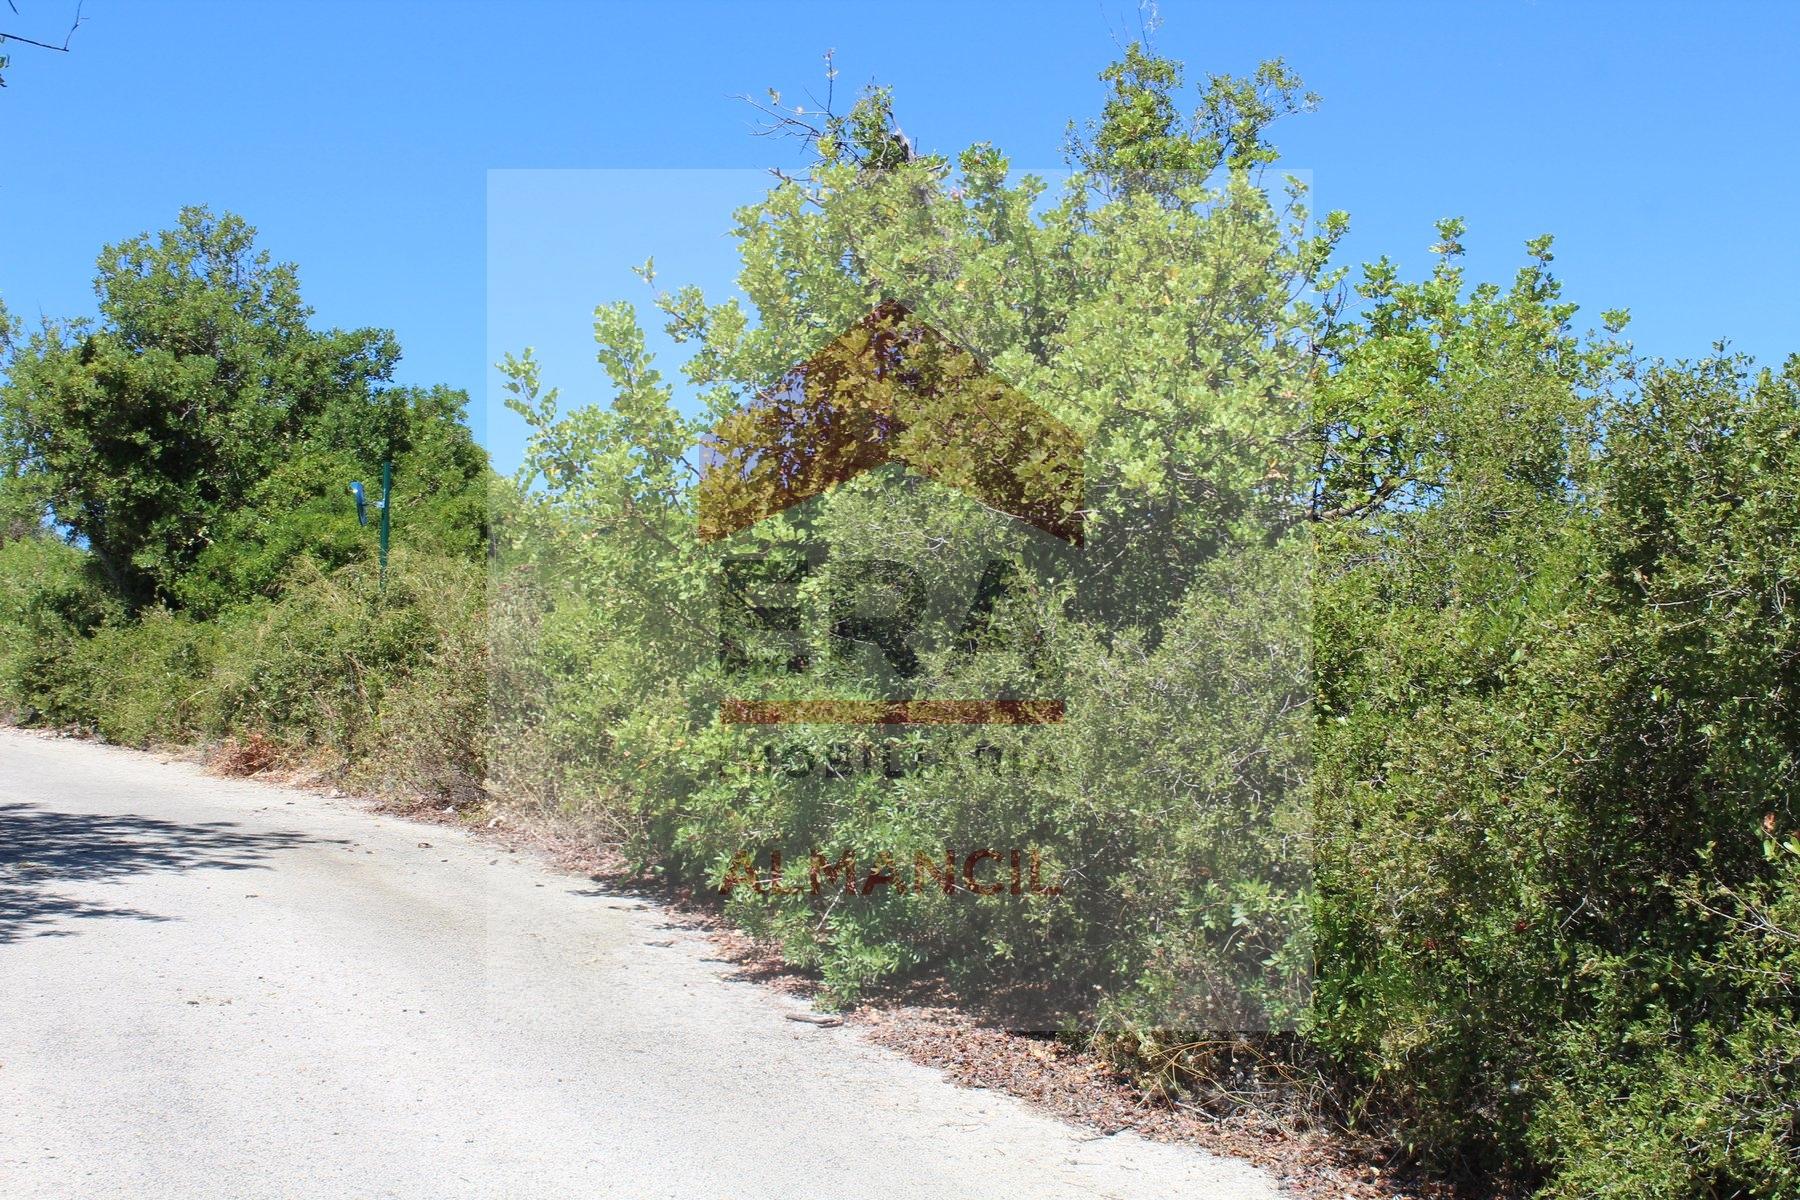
4 1 1797 472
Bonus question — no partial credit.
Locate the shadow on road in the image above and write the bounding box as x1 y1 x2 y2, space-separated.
0 802 327 943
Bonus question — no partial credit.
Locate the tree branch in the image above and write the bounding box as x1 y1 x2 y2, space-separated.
0 0 84 55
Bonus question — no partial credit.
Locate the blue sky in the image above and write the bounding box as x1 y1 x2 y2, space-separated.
4 1 1797 473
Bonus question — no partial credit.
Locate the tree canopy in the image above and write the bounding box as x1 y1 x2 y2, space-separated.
1 207 485 611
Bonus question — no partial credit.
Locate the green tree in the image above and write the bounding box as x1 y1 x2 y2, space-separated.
0 210 489 797
494 44 1337 1024
0 207 444 607
487 40 1797 1196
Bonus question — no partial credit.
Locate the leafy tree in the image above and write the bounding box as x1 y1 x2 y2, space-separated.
0 207 482 609
494 44 1338 1026
492 39 1800 1195
0 294 41 544
1066 43 1317 194
0 211 489 799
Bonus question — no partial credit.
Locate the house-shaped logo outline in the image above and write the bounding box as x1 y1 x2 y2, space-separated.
701 300 1081 725
697 300 1084 545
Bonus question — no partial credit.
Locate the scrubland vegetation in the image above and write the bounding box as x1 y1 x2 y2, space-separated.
4 46 1794 1196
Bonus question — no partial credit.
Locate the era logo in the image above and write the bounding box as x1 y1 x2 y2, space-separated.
699 301 1083 726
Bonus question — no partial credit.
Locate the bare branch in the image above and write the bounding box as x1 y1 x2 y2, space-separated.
0 0 84 54
734 48 843 156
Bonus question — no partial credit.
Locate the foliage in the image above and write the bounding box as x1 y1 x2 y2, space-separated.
0 531 116 723
492 38 1338 1030
0 210 489 801
489 42 1800 1197
1532 840 1800 1198
1310 301 1800 1191
4 41 1795 1199
0 207 483 610
1067 44 1317 191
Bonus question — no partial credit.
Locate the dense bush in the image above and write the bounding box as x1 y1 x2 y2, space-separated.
0 530 118 723
487 48 1799 1196
491 63 1327 1027
0 211 489 801
1308 328 1800 1186
0 539 485 797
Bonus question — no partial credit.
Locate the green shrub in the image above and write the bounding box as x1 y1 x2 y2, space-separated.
70 607 217 745
204 551 484 795
1 541 485 800
0 533 118 724
487 73 1800 1189
1531 843 1800 1198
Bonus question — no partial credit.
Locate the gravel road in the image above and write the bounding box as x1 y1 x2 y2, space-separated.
0 728 1282 1200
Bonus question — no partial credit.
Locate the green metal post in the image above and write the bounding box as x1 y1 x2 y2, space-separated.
378 460 392 589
